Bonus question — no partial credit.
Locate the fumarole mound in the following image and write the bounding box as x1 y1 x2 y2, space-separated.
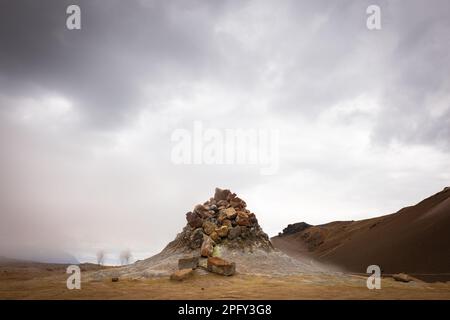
91 188 321 280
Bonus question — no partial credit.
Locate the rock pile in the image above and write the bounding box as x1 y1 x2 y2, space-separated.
180 188 272 255
166 188 272 279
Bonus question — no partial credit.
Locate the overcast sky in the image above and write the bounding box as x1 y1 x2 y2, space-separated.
1 0 449 264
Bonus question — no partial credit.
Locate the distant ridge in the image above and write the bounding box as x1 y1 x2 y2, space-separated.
272 187 450 282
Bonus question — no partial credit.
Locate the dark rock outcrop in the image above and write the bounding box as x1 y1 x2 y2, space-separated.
279 222 312 236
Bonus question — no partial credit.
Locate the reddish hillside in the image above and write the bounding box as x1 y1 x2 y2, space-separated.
272 187 450 281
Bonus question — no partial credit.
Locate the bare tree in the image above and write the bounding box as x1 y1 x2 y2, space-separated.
120 249 132 266
96 250 105 266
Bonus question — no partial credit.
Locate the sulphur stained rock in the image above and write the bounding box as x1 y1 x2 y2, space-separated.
221 219 232 228
216 225 229 237
202 221 217 235
210 231 220 242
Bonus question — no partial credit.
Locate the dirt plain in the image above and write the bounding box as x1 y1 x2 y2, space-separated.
1 262 449 300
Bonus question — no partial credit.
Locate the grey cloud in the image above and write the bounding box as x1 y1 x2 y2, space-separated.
370 0 450 148
0 0 236 129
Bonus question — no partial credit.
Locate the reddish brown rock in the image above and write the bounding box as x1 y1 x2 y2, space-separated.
207 257 236 276
194 204 212 219
248 213 257 224
230 197 246 209
217 200 229 207
236 215 251 226
226 192 237 201
201 236 215 257
214 188 231 201
237 211 249 218
170 269 194 281
186 211 203 228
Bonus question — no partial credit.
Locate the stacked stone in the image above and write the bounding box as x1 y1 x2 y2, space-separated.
184 188 270 257
172 255 236 279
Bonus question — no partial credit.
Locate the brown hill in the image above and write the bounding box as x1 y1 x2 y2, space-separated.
272 187 450 282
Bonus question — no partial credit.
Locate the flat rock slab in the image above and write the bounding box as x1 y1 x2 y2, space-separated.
207 257 236 276
178 256 199 270
392 273 412 283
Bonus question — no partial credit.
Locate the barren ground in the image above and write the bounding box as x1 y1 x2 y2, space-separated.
1 263 449 299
